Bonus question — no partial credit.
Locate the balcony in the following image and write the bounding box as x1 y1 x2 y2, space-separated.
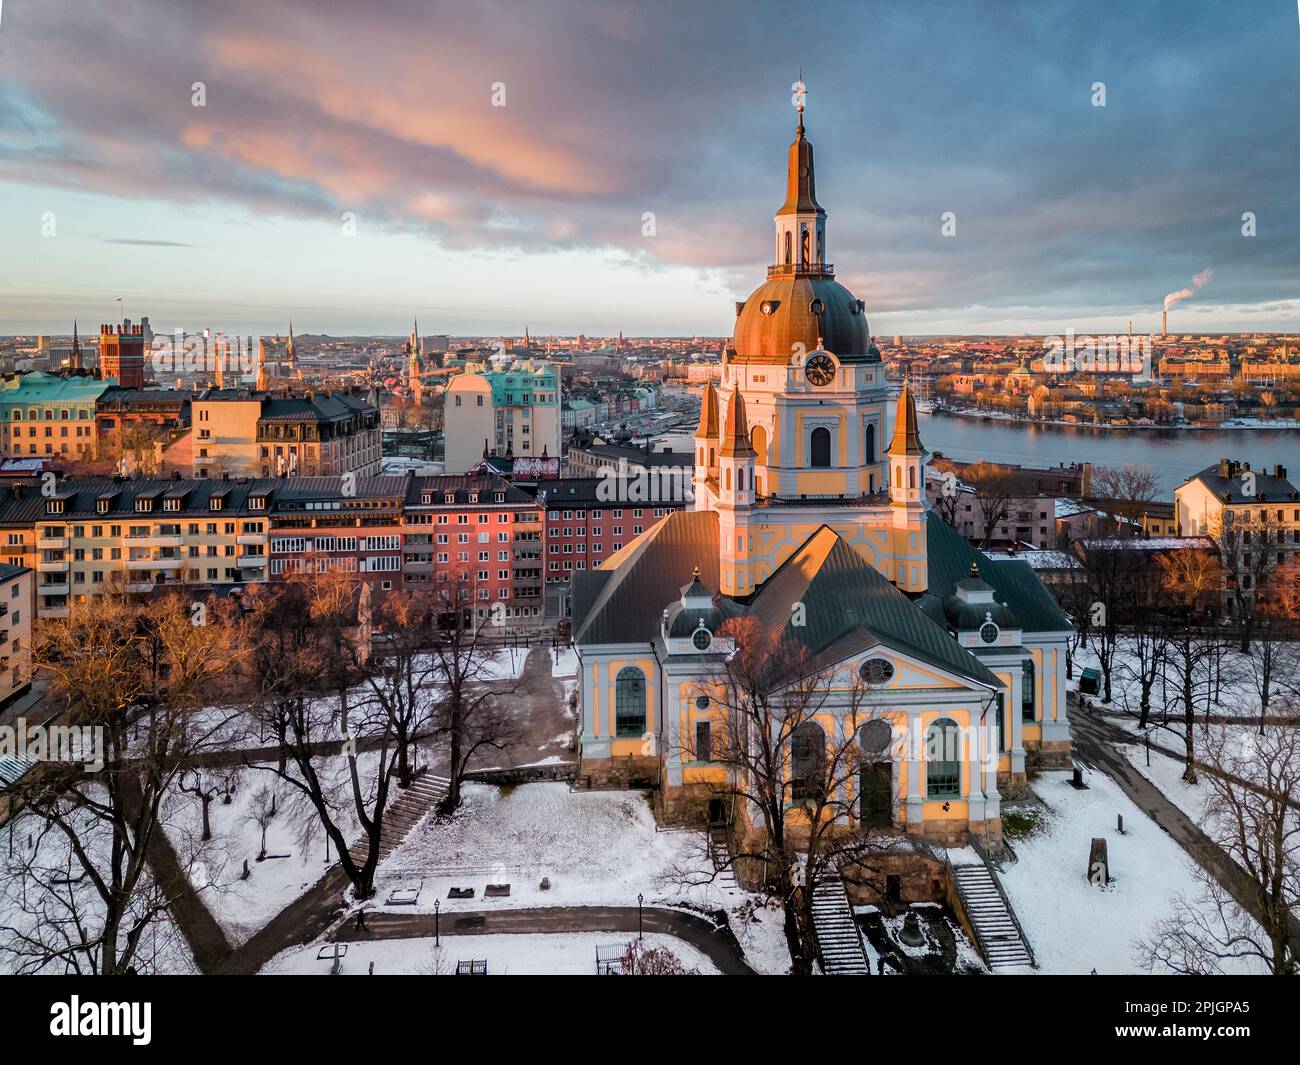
236 532 268 546
39 582 69 597
126 556 184 571
37 558 70 573
237 554 267 567
38 536 69 550
127 533 184 548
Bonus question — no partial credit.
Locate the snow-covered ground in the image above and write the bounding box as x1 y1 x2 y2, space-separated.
480 647 530 681
1074 638 1297 721
551 647 579 678
263 931 720 975
999 767 1264 974
163 752 385 945
1116 743 1214 824
369 782 790 974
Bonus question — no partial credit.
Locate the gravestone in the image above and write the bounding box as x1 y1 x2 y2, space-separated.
1086 837 1110 886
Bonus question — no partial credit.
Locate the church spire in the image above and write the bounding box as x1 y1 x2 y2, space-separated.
887 380 926 458
69 320 82 371
694 381 719 439
719 388 756 459
774 80 827 275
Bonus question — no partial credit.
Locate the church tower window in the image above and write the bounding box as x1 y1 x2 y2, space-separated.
926 718 961 797
865 423 876 463
810 426 831 468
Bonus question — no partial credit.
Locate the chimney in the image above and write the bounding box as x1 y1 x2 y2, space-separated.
1162 309 1167 336
1274 464 1287 481
1218 457 1232 479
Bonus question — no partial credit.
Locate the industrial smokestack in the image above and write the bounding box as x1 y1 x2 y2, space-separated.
1162 309 1167 337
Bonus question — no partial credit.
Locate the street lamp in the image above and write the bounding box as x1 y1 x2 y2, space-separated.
637 892 643 940
434 899 440 947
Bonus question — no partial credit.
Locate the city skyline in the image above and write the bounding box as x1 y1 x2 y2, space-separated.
1 0 1298 337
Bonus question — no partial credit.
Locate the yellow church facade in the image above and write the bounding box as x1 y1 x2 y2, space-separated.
572 101 1072 855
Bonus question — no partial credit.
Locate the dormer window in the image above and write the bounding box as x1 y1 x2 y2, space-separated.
97 499 110 514
250 496 266 510
495 492 505 503
163 498 180 511
134 498 153 512
210 497 223 511
421 492 432 505
468 493 479 504
46 500 64 514
444 493 455 505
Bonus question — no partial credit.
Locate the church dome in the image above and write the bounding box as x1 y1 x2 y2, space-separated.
732 275 876 365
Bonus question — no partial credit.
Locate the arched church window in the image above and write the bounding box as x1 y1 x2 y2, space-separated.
1022 659 1036 722
750 424 767 462
810 427 831 468
784 231 792 265
864 423 875 463
926 718 961 797
908 466 916 489
615 667 647 738
709 447 715 466
895 466 901 487
791 721 826 802
725 467 732 490
800 227 810 264
737 468 745 492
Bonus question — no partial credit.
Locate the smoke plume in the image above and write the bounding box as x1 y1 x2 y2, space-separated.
1163 267 1213 311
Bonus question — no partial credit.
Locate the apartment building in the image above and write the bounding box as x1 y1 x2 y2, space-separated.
267 475 409 592
400 474 545 631
0 477 273 619
0 372 113 460
188 388 382 478
443 362 561 474
0 564 33 706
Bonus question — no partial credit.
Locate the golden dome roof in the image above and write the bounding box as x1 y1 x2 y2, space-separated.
732 275 875 366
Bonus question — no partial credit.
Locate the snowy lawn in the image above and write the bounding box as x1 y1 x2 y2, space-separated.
551 647 579 677
999 767 1263 974
263 931 720 975
163 752 386 945
369 782 791 974
1116 743 1214 824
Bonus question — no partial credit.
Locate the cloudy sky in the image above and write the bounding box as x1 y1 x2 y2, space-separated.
1 0 1297 337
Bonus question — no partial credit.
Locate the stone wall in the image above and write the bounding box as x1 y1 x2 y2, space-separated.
576 755 659 790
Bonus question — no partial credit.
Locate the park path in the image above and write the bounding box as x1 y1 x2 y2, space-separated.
332 905 755 975
1069 709 1300 955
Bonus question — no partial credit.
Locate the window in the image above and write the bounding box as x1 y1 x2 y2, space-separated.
996 693 1008 752
926 718 961 797
614 667 647 738
790 722 825 802
810 426 831 468
694 721 712 762
864 422 876 464
1021 659 1036 721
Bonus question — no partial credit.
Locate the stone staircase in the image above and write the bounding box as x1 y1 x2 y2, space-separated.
809 873 869 975
346 772 449 867
950 862 1034 970
707 826 739 896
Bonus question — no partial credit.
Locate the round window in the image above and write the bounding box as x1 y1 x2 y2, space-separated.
859 719 892 754
692 627 712 651
695 695 711 711
980 622 999 644
859 658 895 686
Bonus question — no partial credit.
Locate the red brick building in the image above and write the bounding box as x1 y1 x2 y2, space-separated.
401 474 544 630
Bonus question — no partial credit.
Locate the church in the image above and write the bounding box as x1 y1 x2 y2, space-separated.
572 98 1072 854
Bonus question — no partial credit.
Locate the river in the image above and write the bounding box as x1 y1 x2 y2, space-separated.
655 405 1297 496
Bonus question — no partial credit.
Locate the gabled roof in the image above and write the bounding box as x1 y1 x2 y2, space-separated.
746 526 999 687
922 515 1071 633
1182 463 1298 503
572 509 719 644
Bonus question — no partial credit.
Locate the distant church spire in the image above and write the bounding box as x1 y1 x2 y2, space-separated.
69 320 82 371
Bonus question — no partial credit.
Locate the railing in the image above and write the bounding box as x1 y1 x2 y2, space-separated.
967 838 1037 969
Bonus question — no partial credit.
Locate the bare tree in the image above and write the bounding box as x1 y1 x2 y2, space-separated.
0 593 244 975
1156 550 1226 783
678 615 894 974
1089 463 1159 533
248 784 277 860
1137 723 1299 975
964 462 1019 549
1206 507 1286 652
427 571 521 812
618 939 699 975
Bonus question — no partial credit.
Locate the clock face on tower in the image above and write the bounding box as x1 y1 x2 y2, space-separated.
804 352 835 386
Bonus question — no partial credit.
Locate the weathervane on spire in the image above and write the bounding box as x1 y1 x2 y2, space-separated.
792 71 807 133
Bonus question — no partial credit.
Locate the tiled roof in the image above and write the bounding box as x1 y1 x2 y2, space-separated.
1184 464 1298 503
572 510 720 644
922 516 1072 634
746 526 999 687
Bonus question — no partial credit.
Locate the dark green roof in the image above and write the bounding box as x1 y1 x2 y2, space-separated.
746 526 999 687
923 516 1071 633
572 510 719 644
